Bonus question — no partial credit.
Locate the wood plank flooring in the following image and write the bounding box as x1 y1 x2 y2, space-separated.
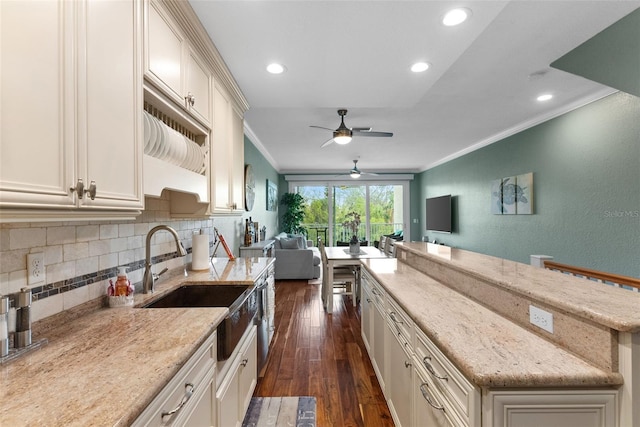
254 280 394 427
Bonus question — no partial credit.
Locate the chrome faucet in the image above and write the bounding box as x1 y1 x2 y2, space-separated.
143 225 187 293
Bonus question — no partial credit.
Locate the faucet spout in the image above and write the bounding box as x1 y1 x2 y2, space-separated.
142 225 186 293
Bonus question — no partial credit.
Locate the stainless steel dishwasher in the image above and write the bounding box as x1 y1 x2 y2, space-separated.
255 275 269 376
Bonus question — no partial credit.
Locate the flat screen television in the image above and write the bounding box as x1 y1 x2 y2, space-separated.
426 195 452 233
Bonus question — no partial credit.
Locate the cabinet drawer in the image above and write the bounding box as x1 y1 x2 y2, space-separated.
362 270 385 308
415 328 478 426
386 296 413 343
133 332 216 426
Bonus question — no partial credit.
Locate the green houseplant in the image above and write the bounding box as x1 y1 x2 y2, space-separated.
281 192 306 235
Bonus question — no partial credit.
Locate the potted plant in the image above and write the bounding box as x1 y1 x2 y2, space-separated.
342 211 361 254
281 192 306 235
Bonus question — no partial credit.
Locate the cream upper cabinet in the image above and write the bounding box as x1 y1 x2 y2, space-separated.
211 83 244 214
0 0 143 218
145 0 212 128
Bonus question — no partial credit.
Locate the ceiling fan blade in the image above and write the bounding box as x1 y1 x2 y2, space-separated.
362 172 380 176
352 130 393 137
351 127 372 132
310 125 334 131
320 137 335 148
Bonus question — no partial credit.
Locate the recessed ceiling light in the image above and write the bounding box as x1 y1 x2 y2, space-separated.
537 94 553 102
266 63 286 74
442 8 471 26
411 62 430 73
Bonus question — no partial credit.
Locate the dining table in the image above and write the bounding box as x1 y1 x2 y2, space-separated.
323 245 388 313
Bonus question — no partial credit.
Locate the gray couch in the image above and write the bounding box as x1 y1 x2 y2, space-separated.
273 233 321 280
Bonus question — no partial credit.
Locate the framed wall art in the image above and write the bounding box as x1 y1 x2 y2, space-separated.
266 179 278 211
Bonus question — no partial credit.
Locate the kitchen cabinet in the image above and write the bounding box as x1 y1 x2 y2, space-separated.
145 0 212 127
0 0 143 219
414 365 453 427
216 325 257 427
133 331 217 426
484 390 618 427
211 83 245 214
386 296 414 427
361 269 387 390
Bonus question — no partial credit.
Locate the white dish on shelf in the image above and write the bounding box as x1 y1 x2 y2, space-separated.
143 112 151 154
146 113 159 157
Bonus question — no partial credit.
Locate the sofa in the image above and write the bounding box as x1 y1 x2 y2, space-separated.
273 232 321 280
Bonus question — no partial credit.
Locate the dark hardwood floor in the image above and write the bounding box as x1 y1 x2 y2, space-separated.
254 280 394 426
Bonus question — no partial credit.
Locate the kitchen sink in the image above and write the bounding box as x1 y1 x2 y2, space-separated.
142 284 251 310
141 283 258 361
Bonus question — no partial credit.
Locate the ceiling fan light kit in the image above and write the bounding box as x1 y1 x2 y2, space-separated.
312 109 393 148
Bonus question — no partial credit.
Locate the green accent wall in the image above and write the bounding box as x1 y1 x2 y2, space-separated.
551 8 640 98
243 135 280 239
414 92 640 277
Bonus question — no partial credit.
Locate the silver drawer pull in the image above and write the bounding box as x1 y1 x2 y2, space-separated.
404 360 412 368
241 358 248 367
366 298 372 303
423 356 448 381
161 383 194 420
420 382 445 411
389 311 403 324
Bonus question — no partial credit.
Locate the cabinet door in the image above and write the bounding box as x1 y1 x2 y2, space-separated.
181 378 216 427
185 47 212 127
386 323 413 427
361 285 373 354
414 367 452 427
0 0 75 208
230 105 245 211
373 301 387 391
211 84 232 212
217 356 241 427
81 0 143 210
145 0 184 104
238 326 258 421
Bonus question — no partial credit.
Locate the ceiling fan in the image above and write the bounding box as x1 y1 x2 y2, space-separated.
337 160 379 179
311 109 393 148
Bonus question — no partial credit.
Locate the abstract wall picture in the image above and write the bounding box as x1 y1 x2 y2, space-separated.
491 173 534 215
515 172 533 214
266 179 278 211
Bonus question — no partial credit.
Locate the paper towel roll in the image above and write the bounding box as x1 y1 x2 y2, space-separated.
191 234 210 270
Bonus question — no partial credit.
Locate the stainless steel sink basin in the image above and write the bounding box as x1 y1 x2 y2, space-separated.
142 284 251 310
142 283 258 361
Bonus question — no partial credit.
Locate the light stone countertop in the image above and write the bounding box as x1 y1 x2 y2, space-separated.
397 242 640 333
0 257 274 427
361 257 624 388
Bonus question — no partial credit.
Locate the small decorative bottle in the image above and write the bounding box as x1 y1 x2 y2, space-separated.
114 266 130 296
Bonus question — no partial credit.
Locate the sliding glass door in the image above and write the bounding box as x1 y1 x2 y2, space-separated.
296 181 406 246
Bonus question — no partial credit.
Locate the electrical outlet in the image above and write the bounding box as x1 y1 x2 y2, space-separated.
529 305 553 333
27 252 45 286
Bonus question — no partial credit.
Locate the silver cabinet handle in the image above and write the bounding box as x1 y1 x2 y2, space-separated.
423 356 448 381
84 180 96 200
389 312 403 324
161 383 194 420
70 179 85 199
366 298 372 303
419 382 445 411
404 360 412 368
185 92 195 107
241 358 248 367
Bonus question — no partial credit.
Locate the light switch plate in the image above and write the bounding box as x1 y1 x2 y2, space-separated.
27 252 45 286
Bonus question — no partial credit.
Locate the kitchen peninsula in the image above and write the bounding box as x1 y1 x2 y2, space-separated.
360 242 639 426
0 257 274 427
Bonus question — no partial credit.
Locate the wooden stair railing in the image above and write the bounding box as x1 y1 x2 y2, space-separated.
543 260 640 292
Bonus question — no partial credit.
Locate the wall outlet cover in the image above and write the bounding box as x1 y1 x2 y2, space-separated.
27 252 45 286
529 304 553 333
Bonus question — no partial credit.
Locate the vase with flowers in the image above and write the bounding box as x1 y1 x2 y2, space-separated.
342 211 362 254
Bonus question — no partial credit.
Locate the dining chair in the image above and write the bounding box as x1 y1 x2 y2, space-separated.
319 241 357 307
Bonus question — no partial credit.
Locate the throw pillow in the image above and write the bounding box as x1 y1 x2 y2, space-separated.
280 238 299 249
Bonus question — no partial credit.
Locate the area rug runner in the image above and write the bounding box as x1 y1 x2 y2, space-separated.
242 396 316 427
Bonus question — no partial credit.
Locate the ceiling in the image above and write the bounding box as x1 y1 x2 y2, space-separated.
189 1 639 176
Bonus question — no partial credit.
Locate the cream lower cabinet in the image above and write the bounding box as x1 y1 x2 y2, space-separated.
0 0 143 219
216 325 257 427
483 390 618 427
361 270 387 391
387 320 414 427
133 331 217 426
